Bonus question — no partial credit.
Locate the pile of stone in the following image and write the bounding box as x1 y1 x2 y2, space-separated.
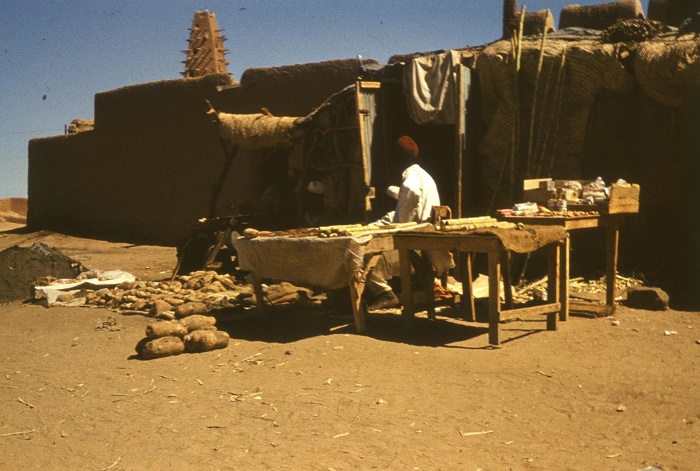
135 314 230 359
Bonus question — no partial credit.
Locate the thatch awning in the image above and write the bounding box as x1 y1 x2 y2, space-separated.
217 112 302 149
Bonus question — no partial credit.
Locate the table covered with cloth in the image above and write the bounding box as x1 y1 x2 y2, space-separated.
232 224 433 332
445 224 568 253
233 224 436 289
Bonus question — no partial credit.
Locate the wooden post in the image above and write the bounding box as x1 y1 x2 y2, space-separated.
455 65 465 218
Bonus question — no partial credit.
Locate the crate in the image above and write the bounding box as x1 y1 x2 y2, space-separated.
606 183 640 214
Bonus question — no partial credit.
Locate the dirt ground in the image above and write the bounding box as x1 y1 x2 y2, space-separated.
0 223 698 470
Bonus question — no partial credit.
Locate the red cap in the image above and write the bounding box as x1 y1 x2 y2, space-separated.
396 135 419 158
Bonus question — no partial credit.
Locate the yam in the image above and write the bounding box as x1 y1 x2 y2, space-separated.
216 275 237 290
145 320 187 339
150 299 172 317
179 314 216 332
137 336 185 359
197 325 218 331
174 301 208 318
155 311 175 321
184 329 230 353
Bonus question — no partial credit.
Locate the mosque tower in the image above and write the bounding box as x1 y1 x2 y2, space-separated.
182 10 230 78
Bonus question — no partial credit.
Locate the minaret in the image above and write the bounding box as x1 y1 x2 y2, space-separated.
503 0 519 38
182 10 230 78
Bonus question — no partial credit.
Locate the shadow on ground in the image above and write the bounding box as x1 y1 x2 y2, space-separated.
213 302 551 348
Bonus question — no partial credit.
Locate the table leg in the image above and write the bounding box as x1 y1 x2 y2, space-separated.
458 252 475 322
605 223 620 312
488 251 501 346
426 259 436 321
399 248 415 332
546 243 561 331
348 253 381 333
247 272 265 307
501 251 514 310
407 250 436 320
559 233 570 321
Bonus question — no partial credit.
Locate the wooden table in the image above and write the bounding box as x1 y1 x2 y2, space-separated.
501 214 626 319
393 230 564 346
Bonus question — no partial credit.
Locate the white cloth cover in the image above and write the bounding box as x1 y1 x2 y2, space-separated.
233 225 434 290
33 270 136 306
234 233 373 290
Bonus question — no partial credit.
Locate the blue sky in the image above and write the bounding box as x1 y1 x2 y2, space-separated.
0 0 650 198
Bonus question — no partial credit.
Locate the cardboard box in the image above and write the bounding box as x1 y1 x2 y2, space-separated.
607 183 640 214
521 179 640 214
522 188 552 204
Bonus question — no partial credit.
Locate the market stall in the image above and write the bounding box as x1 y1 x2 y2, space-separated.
498 179 641 318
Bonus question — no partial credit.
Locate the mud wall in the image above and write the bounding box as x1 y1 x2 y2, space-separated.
28 74 232 245
0 198 27 215
214 59 374 116
27 59 369 245
581 90 696 307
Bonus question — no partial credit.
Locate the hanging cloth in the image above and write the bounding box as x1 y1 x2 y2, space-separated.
404 50 461 125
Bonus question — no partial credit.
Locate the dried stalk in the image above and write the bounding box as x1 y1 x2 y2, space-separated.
532 59 556 172
527 19 549 177
537 45 567 176
510 5 526 196
0 430 36 438
546 45 568 177
490 7 526 213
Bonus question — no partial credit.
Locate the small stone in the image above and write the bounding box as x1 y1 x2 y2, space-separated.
616 404 626 412
623 286 669 311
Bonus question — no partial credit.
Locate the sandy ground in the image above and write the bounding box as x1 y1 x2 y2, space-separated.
0 223 698 470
